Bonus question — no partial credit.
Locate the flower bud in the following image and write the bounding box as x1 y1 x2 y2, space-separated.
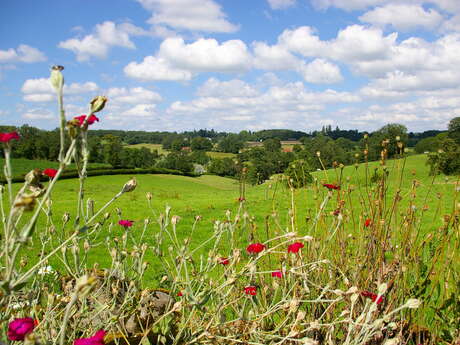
90 96 108 113
50 65 64 93
122 177 137 193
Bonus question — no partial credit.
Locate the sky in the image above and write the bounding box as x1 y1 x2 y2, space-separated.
1 0 460 133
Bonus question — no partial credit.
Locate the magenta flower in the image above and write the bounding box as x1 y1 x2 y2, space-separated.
271 270 283 278
246 243 266 254
361 291 384 305
74 114 99 127
118 220 133 228
244 286 257 296
43 168 58 179
7 317 35 341
287 242 304 254
0 131 20 143
218 257 229 265
74 330 106 345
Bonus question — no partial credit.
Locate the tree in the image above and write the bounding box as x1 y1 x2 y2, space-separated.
367 124 408 160
102 135 123 167
448 117 460 144
263 138 281 152
218 134 244 153
190 137 212 151
208 158 238 177
157 153 193 173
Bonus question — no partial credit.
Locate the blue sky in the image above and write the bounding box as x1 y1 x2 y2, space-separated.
2 0 460 133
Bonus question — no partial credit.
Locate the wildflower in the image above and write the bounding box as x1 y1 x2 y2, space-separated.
177 291 183 297
90 96 108 113
323 183 340 190
7 317 35 341
0 131 20 143
218 257 230 265
361 290 383 305
244 286 257 296
74 114 99 127
237 196 246 202
74 330 106 345
364 218 372 227
271 270 283 278
38 265 54 275
288 242 304 254
43 168 58 179
118 220 133 228
246 243 266 254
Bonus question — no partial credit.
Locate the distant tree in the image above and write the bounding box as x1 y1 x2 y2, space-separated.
102 135 123 167
414 133 447 154
263 138 281 152
218 134 244 153
448 117 460 144
427 138 460 175
157 152 193 173
190 137 212 151
189 150 210 165
367 123 408 160
208 157 238 177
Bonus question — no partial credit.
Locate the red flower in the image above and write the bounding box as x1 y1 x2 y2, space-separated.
364 218 372 227
177 291 183 297
0 131 20 143
361 291 383 305
323 183 340 190
74 330 106 345
246 243 266 254
74 114 99 127
218 257 229 265
118 220 134 228
271 270 283 278
244 286 257 296
8 317 35 341
287 242 304 254
43 168 58 179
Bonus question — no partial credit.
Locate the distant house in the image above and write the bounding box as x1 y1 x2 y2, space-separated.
181 146 191 153
282 147 294 153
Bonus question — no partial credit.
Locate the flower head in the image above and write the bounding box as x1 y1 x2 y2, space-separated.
8 317 35 341
271 270 283 278
177 291 183 297
90 96 108 113
288 242 304 254
74 330 106 345
244 285 257 296
361 290 383 305
43 168 58 179
364 218 372 227
218 257 229 265
118 220 134 228
0 131 20 143
323 183 340 190
246 243 266 254
74 114 99 127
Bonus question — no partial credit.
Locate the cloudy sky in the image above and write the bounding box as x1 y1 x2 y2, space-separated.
2 0 460 133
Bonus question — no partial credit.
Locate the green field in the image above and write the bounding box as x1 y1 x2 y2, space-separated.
126 143 236 159
7 154 457 282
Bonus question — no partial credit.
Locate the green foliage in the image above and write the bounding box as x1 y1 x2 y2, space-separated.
367 123 408 160
189 150 210 165
427 138 460 175
448 116 460 144
157 152 194 173
190 136 212 151
414 134 446 153
283 159 313 188
218 134 244 153
262 138 281 152
208 157 238 177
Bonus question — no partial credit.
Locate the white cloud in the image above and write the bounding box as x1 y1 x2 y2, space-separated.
0 45 46 64
22 109 55 120
158 37 251 72
278 26 326 57
136 0 238 33
299 59 343 84
59 21 145 61
359 4 443 31
122 104 157 117
21 78 99 102
106 87 162 104
124 56 193 81
252 41 299 70
268 0 296 10
197 78 259 97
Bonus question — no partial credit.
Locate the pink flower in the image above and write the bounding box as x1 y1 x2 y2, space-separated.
0 131 20 143
246 243 266 254
287 242 304 254
361 291 383 305
323 183 340 190
74 114 99 127
118 220 133 228
43 168 58 179
7 317 35 341
364 218 372 227
218 257 229 265
271 270 283 278
74 330 106 345
244 286 257 296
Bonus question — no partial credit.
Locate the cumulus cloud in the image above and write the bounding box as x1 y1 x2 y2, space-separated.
197 78 259 97
22 109 55 120
106 87 162 104
59 21 146 61
359 4 443 31
122 104 157 117
125 37 251 81
299 59 343 84
136 0 238 33
267 0 296 10
252 41 299 70
0 44 46 64
21 78 99 102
